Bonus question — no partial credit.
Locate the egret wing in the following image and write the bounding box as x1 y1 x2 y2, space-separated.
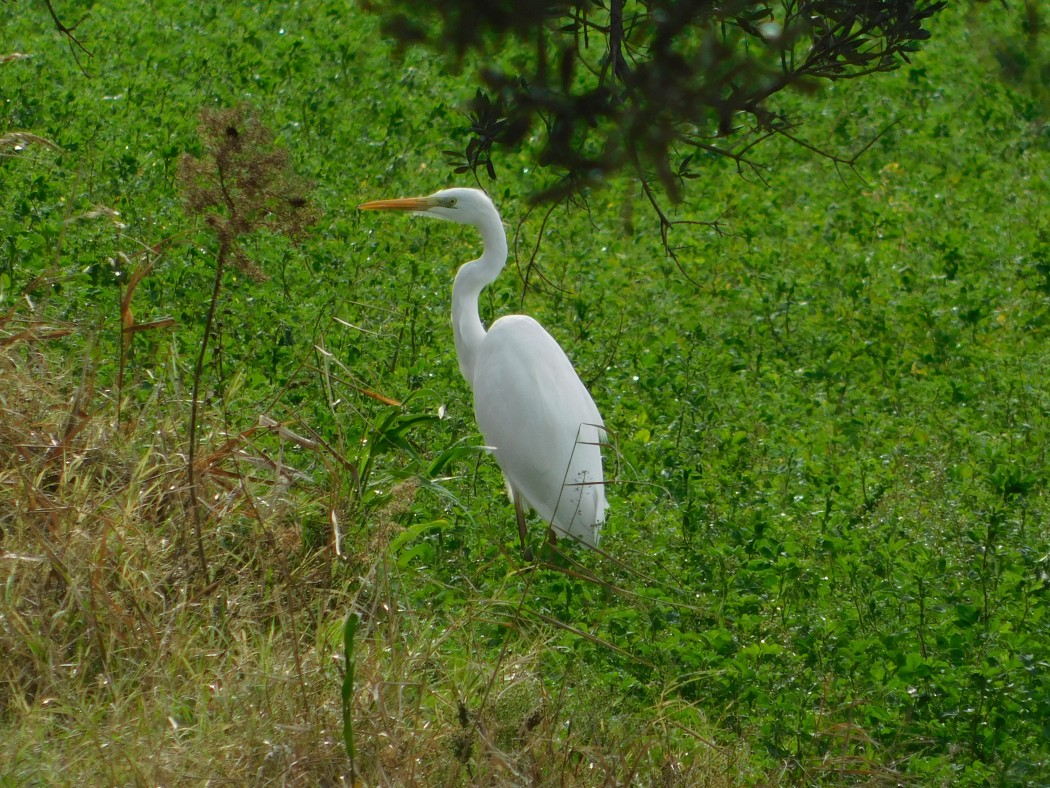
472 315 607 545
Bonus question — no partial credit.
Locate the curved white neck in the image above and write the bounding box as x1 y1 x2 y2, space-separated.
451 211 508 385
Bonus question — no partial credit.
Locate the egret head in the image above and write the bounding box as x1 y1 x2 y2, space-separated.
358 187 497 227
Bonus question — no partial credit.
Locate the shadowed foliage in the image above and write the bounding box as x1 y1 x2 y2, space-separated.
371 0 947 202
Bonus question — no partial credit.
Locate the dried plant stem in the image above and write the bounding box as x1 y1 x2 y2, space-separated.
178 105 319 577
117 283 126 426
187 239 229 575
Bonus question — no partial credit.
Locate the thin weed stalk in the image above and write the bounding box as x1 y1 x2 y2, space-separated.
177 105 318 575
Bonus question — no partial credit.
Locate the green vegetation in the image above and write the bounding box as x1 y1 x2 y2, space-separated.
2 1 1048 784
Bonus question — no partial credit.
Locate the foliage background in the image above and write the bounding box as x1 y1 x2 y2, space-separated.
1 1 1048 784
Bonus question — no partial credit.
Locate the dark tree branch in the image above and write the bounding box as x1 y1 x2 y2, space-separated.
772 118 903 187
42 0 92 75
374 0 947 208
638 172 726 288
604 0 629 84
513 198 570 307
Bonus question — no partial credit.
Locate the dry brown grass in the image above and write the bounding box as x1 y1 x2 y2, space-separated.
1 304 354 783
0 305 755 785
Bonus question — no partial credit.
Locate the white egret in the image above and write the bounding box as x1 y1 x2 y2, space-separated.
358 188 607 555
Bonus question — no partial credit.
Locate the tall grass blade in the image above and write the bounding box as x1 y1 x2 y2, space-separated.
341 611 359 779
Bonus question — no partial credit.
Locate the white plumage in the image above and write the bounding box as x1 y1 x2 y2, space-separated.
359 187 607 551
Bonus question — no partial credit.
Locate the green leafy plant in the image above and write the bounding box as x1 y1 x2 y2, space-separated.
2 1 1049 784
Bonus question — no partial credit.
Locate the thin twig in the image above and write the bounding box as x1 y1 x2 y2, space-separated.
772 118 902 188
187 240 229 576
638 174 724 288
583 309 625 392
513 199 571 307
42 0 92 76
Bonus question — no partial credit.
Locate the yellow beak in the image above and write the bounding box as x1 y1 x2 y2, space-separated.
357 196 435 212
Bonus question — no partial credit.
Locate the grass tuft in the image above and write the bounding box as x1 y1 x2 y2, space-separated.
0 307 749 783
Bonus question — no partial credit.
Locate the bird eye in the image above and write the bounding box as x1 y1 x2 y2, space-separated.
448 198 457 207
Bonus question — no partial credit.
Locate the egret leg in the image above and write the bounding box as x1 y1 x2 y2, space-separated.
514 491 533 562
